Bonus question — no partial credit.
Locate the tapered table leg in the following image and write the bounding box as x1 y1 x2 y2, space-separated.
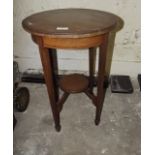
38 44 61 132
89 47 96 94
49 48 59 102
95 33 109 125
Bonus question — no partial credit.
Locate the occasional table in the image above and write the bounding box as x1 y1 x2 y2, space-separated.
22 8 118 132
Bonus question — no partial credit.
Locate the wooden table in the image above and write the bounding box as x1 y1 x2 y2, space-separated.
22 8 118 132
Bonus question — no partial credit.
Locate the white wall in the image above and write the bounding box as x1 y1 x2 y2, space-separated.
14 0 141 77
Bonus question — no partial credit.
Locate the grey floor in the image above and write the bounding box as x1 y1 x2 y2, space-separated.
14 78 141 155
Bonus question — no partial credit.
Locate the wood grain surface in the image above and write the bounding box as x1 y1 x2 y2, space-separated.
22 8 118 38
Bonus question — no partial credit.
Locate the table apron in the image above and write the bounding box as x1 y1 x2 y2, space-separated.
42 35 107 49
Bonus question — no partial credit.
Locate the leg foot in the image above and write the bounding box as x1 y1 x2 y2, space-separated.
55 124 61 132
95 117 100 125
95 107 102 125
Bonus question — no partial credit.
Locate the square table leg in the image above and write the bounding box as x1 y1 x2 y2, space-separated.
95 33 109 125
89 47 96 94
38 44 61 132
49 48 59 102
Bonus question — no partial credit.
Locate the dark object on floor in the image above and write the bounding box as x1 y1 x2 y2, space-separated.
138 74 141 91
22 72 45 83
13 61 30 112
110 75 133 93
22 72 109 89
14 87 30 112
13 114 17 130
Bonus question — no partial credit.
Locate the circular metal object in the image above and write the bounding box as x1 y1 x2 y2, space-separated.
14 87 30 112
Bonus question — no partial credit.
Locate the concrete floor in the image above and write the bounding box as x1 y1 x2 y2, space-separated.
14 78 141 155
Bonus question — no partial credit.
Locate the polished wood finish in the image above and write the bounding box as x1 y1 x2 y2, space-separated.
37 38 61 131
48 48 59 102
32 33 107 49
57 92 69 112
23 9 117 38
95 33 109 125
89 47 96 94
59 74 89 93
22 9 118 132
43 35 106 49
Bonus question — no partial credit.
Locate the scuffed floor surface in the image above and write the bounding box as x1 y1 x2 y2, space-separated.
14 79 141 155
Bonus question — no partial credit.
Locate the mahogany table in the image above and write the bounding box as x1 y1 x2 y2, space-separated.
22 8 118 132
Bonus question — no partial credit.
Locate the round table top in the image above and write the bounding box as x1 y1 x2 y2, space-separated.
22 8 118 38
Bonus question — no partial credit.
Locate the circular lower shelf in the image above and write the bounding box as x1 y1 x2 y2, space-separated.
59 74 89 93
